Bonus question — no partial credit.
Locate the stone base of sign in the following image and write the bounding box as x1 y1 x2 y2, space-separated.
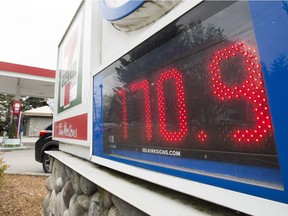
45 151 242 215
43 158 147 216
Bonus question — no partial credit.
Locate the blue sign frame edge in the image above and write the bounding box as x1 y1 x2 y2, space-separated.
249 1 288 197
99 0 145 21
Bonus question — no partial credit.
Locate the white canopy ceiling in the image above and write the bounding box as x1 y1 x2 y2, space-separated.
0 61 55 98
23 105 53 117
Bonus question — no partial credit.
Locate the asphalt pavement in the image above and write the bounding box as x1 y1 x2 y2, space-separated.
0 136 49 176
2 149 47 175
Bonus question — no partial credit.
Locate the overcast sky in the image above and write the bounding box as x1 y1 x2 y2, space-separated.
0 0 82 70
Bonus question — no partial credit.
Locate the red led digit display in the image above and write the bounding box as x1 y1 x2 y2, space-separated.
117 88 128 140
156 69 188 142
114 43 273 147
209 43 272 144
103 40 277 168
130 80 152 141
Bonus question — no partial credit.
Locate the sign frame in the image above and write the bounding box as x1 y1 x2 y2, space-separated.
56 2 84 114
91 1 288 215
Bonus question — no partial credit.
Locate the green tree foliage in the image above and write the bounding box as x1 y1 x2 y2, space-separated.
0 94 14 134
8 120 17 138
0 94 47 134
21 97 47 111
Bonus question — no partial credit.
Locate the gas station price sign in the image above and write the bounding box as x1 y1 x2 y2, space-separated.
93 1 288 204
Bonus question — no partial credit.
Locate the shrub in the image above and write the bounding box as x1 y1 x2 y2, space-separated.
8 120 17 138
0 153 8 189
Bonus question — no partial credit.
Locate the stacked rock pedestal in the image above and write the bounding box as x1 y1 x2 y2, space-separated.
43 159 147 216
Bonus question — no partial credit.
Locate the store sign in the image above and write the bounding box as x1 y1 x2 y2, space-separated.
12 101 21 115
12 101 21 138
54 113 88 140
5 139 21 145
92 0 288 211
57 5 84 113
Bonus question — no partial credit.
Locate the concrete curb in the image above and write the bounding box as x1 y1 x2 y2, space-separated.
5 171 50 177
0 146 34 152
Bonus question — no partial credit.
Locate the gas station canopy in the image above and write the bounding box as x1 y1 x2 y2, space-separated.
0 61 55 98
